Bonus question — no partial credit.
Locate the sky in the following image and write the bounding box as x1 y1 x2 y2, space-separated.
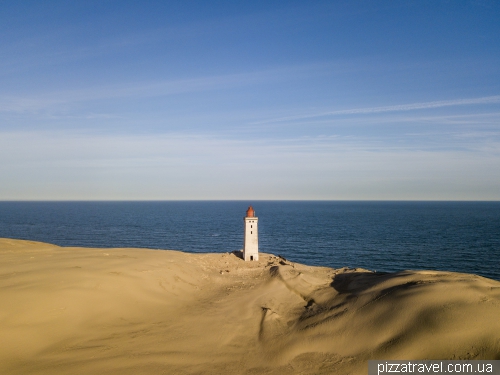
1 0 499 200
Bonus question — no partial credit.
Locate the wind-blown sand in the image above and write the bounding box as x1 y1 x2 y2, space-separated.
1 239 499 374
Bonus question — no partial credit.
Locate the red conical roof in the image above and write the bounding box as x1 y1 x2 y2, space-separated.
246 206 255 217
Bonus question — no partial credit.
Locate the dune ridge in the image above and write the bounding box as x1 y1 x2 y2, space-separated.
1 238 499 374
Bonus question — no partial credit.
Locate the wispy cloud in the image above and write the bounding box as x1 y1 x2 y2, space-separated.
252 95 500 125
0 63 327 113
0 18 208 76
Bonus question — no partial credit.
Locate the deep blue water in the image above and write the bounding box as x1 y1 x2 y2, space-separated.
0 201 499 281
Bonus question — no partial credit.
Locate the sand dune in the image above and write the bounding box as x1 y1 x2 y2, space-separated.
1 238 499 374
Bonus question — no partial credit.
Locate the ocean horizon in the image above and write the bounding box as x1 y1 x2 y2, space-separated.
1 200 499 281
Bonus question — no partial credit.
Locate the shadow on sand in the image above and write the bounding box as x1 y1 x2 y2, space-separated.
231 250 244 260
330 270 420 295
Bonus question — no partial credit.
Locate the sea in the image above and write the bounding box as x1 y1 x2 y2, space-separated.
0 201 499 281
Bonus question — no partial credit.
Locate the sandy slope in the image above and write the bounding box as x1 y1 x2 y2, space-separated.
0 238 499 374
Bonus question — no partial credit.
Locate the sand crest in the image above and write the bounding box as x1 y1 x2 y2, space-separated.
1 238 499 374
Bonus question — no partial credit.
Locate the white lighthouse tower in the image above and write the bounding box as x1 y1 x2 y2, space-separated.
243 206 258 261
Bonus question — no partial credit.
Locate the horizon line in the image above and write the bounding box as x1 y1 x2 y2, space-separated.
0 199 499 203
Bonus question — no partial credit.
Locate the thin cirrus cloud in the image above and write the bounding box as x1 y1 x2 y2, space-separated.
253 95 500 125
0 64 326 114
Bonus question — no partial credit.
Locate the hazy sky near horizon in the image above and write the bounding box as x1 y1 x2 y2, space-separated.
1 1 500 200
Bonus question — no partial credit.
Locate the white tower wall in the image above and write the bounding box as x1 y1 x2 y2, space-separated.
243 216 258 261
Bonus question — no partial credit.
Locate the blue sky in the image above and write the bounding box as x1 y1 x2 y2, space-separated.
1 1 499 200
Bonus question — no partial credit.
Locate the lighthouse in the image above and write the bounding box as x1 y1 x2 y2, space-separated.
243 206 258 261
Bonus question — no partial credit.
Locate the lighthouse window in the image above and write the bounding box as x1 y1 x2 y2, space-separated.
251 231 252 234
251 225 252 228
